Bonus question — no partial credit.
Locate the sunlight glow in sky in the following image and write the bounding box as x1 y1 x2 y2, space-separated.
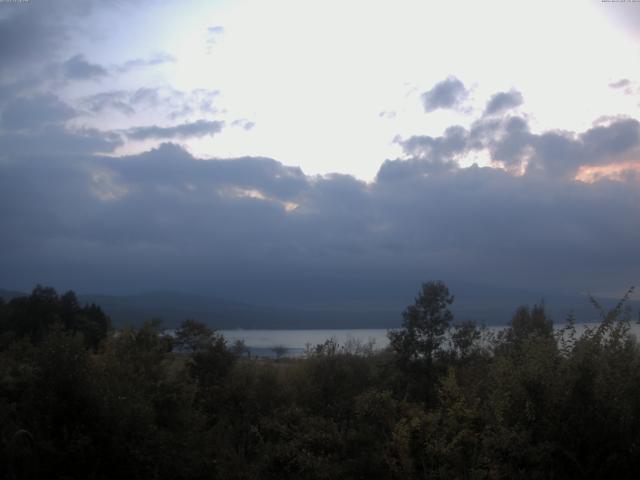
60 0 640 180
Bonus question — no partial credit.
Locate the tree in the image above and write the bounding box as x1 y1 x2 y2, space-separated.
271 345 287 360
500 303 554 348
0 286 109 349
231 339 249 357
174 318 215 353
387 281 454 403
388 281 454 365
451 320 482 359
188 334 234 387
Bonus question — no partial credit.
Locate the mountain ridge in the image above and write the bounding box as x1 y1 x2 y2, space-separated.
2 286 637 330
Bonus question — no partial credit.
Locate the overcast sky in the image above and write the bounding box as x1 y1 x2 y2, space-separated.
1 0 640 308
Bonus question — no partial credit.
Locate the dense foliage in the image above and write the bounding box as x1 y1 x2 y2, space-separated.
1 282 640 479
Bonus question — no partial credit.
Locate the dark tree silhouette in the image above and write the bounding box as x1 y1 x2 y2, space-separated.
174 318 215 353
388 280 454 365
0 286 109 349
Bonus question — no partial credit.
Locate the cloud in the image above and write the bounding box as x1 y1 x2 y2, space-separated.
525 118 640 177
115 53 175 74
1 94 76 131
36 54 148 90
608 78 634 95
82 87 163 114
80 87 223 125
0 126 123 156
231 119 255 130
130 87 161 107
1 135 640 307
444 112 640 177
609 79 631 89
63 54 108 80
421 77 468 112
206 25 224 51
376 108 640 184
1 76 639 312
399 125 468 160
45 52 173 85
82 90 136 115
481 116 532 169
0 1 144 76
580 118 640 159
484 90 524 115
126 119 225 141
377 126 468 182
0 8 67 74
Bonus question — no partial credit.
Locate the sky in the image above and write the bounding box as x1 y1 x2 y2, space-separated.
1 0 640 312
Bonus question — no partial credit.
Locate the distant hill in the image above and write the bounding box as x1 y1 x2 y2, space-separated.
2 286 637 330
77 291 401 329
0 289 27 301
1 288 399 329
445 283 639 327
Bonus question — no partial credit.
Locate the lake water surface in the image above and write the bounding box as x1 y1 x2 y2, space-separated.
220 322 640 358
219 329 390 357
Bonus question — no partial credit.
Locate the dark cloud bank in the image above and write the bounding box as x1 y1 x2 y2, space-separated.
1 82 639 326
0 0 117 76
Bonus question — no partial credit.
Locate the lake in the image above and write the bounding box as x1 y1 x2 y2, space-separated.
219 321 640 357
219 329 390 357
